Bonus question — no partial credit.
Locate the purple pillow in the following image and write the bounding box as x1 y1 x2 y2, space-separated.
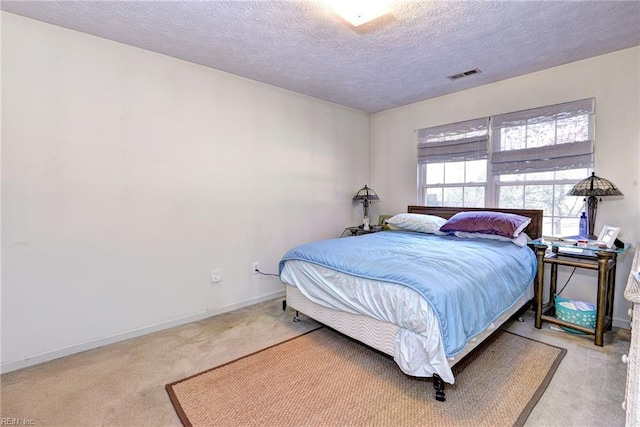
439 211 531 238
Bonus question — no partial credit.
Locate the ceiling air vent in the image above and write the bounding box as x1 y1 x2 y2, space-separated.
447 68 481 81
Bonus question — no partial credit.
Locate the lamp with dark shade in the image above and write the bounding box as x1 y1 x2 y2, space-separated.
353 184 380 230
567 172 623 238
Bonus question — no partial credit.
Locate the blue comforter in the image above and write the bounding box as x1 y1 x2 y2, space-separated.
279 230 537 357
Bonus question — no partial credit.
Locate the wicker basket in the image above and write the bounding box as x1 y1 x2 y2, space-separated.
555 295 596 334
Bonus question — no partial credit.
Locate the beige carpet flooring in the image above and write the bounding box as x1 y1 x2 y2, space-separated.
0 298 631 426
167 327 565 427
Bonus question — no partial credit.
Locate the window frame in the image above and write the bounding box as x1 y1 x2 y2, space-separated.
417 99 595 236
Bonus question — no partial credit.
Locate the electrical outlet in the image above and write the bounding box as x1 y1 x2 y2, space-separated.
210 269 222 283
252 262 260 274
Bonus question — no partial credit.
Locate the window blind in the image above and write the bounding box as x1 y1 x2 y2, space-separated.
417 117 489 165
490 98 595 175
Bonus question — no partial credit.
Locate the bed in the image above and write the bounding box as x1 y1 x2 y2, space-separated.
279 205 543 401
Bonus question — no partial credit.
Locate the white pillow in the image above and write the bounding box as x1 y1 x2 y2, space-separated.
453 231 530 247
387 213 448 235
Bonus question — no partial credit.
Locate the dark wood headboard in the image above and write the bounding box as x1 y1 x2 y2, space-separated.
407 206 544 240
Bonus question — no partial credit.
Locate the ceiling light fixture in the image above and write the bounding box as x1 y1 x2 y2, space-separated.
327 0 391 27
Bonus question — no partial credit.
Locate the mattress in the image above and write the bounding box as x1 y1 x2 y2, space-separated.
281 259 534 384
280 231 536 358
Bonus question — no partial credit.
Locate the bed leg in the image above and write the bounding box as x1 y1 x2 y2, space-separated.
282 300 287 311
292 311 300 322
433 374 446 402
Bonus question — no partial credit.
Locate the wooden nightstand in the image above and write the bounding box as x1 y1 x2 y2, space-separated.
340 226 383 237
529 238 628 346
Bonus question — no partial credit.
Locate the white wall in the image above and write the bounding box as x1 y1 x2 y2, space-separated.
371 47 640 328
3 11 638 372
1 13 371 372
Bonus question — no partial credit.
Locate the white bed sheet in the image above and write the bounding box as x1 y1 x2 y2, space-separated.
281 259 453 382
281 259 534 384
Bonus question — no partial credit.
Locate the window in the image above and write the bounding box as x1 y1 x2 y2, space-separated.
417 118 489 207
417 99 595 236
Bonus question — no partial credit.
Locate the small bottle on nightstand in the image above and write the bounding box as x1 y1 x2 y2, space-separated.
363 216 370 231
579 212 587 237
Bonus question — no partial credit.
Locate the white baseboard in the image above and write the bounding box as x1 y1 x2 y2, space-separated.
0 290 285 374
2 289 626 374
614 316 631 330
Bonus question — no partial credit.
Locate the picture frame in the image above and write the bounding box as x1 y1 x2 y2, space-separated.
597 225 621 248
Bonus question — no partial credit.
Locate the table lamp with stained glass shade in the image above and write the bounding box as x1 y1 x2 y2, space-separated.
353 185 380 230
567 172 623 239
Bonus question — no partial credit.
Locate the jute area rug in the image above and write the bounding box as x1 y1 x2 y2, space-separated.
167 327 565 427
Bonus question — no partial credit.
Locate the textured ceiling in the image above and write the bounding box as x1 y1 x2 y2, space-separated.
2 1 639 113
